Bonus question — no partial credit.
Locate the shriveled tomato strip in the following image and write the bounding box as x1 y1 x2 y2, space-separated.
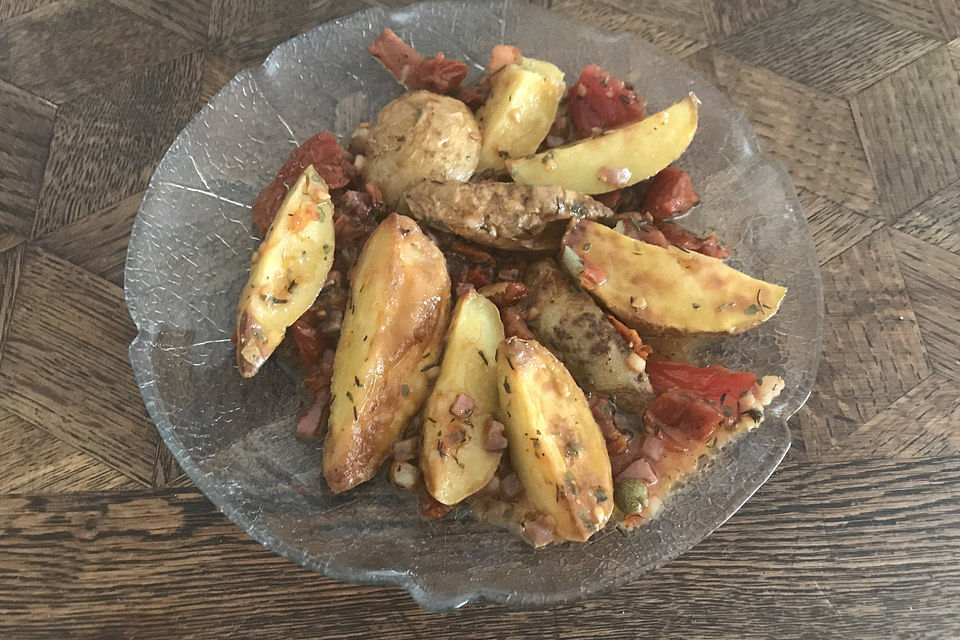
644 389 725 451
645 359 755 417
368 28 468 94
251 131 353 235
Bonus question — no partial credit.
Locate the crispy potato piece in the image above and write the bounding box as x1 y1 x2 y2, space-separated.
497 337 614 542
403 181 612 250
561 219 787 335
364 91 480 207
523 260 654 413
322 214 451 493
477 57 565 171
236 165 334 377
421 290 506 505
507 93 699 194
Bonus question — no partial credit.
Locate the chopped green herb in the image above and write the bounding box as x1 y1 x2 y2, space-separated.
744 304 760 315
401 384 410 396
420 362 439 372
354 376 362 387
566 441 581 457
595 488 608 503
345 391 354 402
478 350 488 365
743 408 763 422
353 405 358 421
503 378 511 393
692 303 701 309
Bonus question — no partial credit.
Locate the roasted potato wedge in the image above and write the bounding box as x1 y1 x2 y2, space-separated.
236 165 334 377
322 214 451 493
523 260 654 413
403 181 612 250
561 219 787 335
477 57 565 171
497 337 614 542
364 91 481 207
421 290 506 505
507 93 699 194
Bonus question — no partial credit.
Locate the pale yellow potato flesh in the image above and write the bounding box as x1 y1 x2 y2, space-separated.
561 219 787 335
476 57 565 171
496 337 614 543
322 214 451 493
507 93 699 194
235 165 334 378
421 290 506 505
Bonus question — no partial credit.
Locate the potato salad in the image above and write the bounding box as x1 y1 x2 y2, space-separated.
234 28 786 547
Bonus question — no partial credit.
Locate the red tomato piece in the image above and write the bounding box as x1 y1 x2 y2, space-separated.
645 359 755 418
643 167 700 221
251 131 353 235
658 222 730 259
566 64 646 139
644 389 725 451
368 28 468 94
290 317 324 368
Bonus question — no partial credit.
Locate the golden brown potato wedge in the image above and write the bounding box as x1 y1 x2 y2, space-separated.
476 57 565 171
507 93 699 194
236 165 335 377
497 337 614 542
561 219 787 335
523 260 654 413
322 214 451 493
364 91 480 207
421 290 506 505
402 181 612 250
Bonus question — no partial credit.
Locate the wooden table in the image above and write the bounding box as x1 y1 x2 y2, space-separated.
1 1 958 637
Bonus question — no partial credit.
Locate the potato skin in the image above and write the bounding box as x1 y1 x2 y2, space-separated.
236 165 335 377
403 181 612 250
561 219 787 335
322 213 451 493
421 290 506 505
523 260 654 413
507 93 699 194
364 91 480 207
497 337 614 542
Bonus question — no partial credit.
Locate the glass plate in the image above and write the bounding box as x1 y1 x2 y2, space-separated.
124 0 823 611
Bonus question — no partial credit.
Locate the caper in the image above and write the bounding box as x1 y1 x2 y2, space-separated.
614 479 648 515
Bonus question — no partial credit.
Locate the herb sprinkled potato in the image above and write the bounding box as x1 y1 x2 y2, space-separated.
322 214 451 493
497 337 614 542
236 165 334 378
364 91 480 207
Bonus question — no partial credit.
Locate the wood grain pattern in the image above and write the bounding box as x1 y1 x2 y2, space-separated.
209 0 369 66
108 0 212 43
37 191 144 287
797 230 931 456
852 45 960 219
0 408 136 493
798 188 884 265
716 1 941 98
0 247 157 485
0 242 23 367
828 374 960 459
891 178 960 254
0 0 959 634
551 0 706 58
853 0 960 41
0 79 54 244
686 47 879 213
0 456 956 638
32 52 203 238
0 0 197 103
892 228 960 381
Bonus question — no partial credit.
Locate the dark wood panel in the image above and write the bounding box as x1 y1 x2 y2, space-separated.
892 177 960 254
716 1 941 98
0 456 956 639
0 79 54 243
0 0 197 103
686 47 879 214
852 45 960 218
0 247 157 485
798 189 884 265
0 408 135 493
797 230 931 456
32 52 203 238
892 229 960 381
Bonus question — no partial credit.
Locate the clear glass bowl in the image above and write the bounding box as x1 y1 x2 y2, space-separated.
124 0 823 611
